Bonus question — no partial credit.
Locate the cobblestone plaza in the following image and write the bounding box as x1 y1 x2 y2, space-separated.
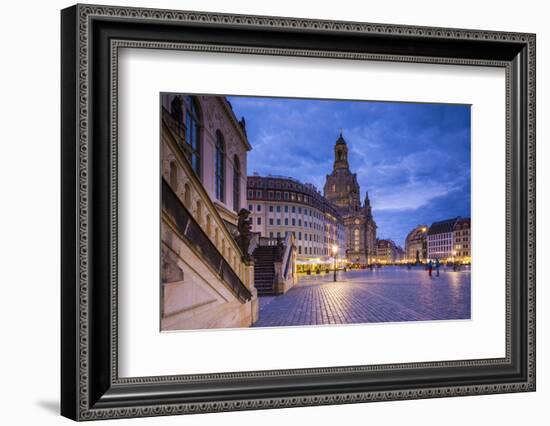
253 267 470 327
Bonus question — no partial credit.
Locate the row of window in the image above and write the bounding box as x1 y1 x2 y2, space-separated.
172 95 241 212
454 244 470 249
254 218 342 237
428 233 453 241
263 217 323 230
247 189 315 203
248 180 325 202
297 246 331 255
455 237 470 242
246 190 340 216
264 231 344 255
248 203 326 219
248 179 304 190
429 239 468 247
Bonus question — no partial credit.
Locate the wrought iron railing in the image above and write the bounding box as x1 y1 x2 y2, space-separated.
161 178 252 303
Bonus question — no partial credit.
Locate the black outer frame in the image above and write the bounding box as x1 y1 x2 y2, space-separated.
61 4 536 421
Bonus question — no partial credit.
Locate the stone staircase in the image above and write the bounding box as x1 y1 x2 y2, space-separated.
252 246 280 296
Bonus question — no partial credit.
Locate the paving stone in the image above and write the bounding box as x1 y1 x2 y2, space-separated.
253 266 471 327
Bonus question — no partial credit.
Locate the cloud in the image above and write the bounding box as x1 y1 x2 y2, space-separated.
371 179 463 211
227 95 471 245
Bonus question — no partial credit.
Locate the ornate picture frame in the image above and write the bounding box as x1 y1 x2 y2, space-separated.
61 4 536 420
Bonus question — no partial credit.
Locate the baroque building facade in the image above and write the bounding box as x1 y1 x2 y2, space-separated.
323 133 377 265
159 94 259 330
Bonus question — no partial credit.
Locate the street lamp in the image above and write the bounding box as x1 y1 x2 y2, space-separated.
332 244 339 282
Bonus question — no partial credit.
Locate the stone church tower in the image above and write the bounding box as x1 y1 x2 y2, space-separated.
324 133 377 264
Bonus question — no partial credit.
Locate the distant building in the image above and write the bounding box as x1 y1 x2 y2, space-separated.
247 175 346 261
323 133 377 264
427 217 471 263
453 217 471 263
375 239 401 263
395 245 406 263
405 225 428 263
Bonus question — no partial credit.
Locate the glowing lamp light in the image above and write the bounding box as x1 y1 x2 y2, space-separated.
331 244 339 255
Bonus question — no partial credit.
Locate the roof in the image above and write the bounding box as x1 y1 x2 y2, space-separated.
454 217 471 230
427 217 460 235
335 132 346 145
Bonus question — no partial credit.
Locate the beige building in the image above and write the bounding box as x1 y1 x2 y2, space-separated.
453 217 471 263
247 175 346 267
405 225 428 263
323 133 377 265
375 239 403 264
160 94 259 330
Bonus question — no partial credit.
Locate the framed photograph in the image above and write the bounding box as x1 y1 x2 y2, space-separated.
61 4 536 421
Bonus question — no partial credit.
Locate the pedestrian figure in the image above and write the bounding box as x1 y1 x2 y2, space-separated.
428 260 433 277
435 258 440 277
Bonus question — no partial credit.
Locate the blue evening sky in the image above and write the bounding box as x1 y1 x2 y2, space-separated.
227 96 471 247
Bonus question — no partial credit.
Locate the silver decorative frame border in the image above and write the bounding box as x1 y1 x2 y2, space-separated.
72 4 535 420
